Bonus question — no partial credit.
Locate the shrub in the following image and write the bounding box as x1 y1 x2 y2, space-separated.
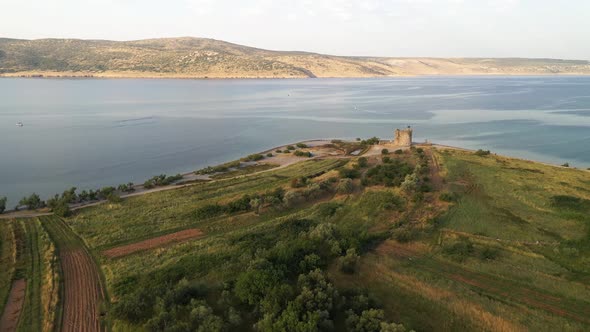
339 168 360 179
53 200 71 217
195 204 225 219
382 156 391 163
357 157 368 168
562 162 570 167
337 178 354 194
474 149 491 156
284 191 304 207
296 143 308 148
480 247 499 260
381 149 389 155
275 149 282 153
144 174 183 188
266 153 273 157
226 195 253 213
243 154 264 162
360 137 380 145
286 145 296 150
394 149 403 155
339 248 360 273
443 238 474 261
439 192 458 202
107 193 122 204
400 174 418 193
294 150 312 157
365 161 413 187
0 196 6 214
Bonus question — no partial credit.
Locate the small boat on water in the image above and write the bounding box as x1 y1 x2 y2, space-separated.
16 122 24 127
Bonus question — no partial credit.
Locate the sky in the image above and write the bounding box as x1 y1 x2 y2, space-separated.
1 0 589 59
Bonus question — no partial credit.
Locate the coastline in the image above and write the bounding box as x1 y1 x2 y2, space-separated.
1 139 588 220
3 72 590 80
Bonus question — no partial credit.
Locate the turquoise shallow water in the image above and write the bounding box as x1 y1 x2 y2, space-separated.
1 76 590 205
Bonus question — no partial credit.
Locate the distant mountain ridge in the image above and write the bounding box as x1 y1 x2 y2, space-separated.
1 37 589 78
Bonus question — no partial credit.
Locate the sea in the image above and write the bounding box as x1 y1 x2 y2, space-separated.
1 76 590 206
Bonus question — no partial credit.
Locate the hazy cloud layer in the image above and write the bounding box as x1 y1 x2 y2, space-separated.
1 0 588 59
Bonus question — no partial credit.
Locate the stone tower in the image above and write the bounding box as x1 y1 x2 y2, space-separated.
393 126 413 146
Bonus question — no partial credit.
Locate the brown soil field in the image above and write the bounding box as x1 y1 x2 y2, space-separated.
0 279 26 332
102 228 204 259
61 250 105 332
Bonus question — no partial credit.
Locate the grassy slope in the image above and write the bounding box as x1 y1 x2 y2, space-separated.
330 149 590 331
1 37 589 78
20 148 589 331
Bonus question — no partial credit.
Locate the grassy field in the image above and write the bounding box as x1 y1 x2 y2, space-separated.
0 218 60 332
330 149 590 331
0 221 17 319
3 146 590 331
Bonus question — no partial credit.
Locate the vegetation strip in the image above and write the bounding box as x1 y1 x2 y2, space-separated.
0 279 26 332
102 228 205 258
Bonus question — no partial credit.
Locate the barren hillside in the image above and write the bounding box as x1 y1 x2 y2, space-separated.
1 37 589 78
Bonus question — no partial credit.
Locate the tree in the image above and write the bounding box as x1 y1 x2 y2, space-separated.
53 199 71 217
19 193 43 210
381 149 389 155
401 174 418 193
0 196 6 214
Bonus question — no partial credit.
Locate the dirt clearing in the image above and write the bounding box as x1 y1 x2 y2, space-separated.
103 228 204 259
0 279 26 332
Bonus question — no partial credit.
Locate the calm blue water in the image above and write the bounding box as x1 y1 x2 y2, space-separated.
1 76 590 206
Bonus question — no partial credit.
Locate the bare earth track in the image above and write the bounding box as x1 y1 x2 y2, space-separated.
61 250 104 332
41 216 106 332
102 228 204 259
0 280 26 332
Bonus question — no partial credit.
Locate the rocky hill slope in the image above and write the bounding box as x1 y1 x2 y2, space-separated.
1 37 589 78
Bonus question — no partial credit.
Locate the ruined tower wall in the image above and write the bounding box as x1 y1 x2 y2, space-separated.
393 128 413 146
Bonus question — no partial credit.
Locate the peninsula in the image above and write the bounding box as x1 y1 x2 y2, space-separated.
1 37 590 78
1 132 590 331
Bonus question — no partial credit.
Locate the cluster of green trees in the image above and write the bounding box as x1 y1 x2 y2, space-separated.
143 174 183 189
112 199 409 331
359 137 380 146
242 154 265 162
196 160 241 175
12 182 136 214
195 187 286 220
294 150 313 157
364 160 413 187
18 193 44 210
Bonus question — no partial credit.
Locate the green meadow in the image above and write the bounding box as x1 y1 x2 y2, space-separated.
2 146 590 331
